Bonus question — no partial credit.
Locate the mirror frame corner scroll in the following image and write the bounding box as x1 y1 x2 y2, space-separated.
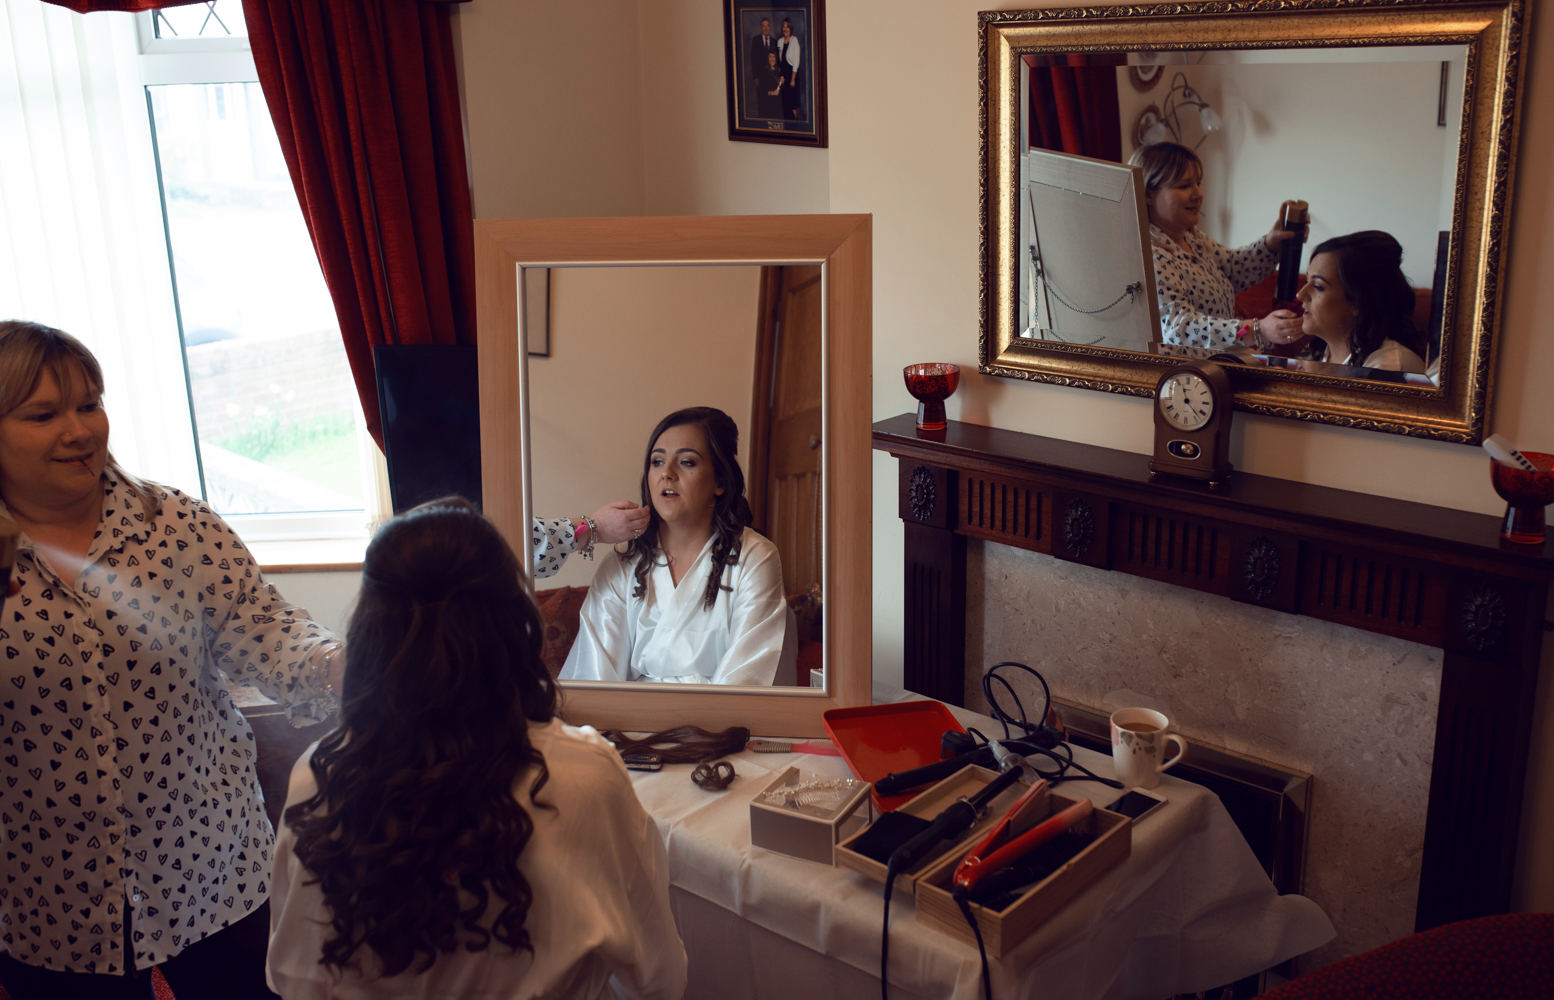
474 215 873 737
978 0 1528 444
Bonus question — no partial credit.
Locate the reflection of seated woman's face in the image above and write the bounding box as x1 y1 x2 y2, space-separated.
1146 164 1203 234
1296 252 1357 351
649 424 724 529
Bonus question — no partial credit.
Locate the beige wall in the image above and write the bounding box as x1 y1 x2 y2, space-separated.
269 570 360 635
456 0 647 219
453 0 1554 949
453 0 828 220
530 265 762 589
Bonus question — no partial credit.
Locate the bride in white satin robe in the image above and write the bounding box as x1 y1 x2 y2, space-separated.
559 527 796 685
558 406 796 686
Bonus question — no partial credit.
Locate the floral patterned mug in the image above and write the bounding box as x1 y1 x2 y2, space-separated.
1109 708 1188 790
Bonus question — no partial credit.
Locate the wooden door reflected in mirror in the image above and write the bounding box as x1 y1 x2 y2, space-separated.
750 264 823 601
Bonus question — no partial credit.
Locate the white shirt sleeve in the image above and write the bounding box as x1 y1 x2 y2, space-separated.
559 552 635 681
1152 232 1278 351
783 38 801 73
532 516 579 580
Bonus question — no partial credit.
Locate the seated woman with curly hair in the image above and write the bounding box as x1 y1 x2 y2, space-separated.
559 406 796 686
266 500 686 999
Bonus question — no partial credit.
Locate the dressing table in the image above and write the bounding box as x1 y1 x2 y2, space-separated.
627 686 1332 1000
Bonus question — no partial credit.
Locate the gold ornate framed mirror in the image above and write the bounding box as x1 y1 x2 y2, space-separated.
475 215 872 736
979 1 1526 443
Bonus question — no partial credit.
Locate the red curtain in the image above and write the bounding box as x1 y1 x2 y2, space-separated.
1027 55 1123 163
243 0 476 447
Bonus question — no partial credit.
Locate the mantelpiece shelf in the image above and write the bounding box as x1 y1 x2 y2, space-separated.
873 413 1550 934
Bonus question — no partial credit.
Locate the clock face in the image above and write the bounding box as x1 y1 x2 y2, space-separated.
1158 372 1214 431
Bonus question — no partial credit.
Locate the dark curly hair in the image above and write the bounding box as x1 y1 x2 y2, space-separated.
621 407 753 611
1307 231 1429 366
282 498 559 975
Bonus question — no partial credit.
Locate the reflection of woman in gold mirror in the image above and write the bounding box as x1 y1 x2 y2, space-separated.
1292 232 1429 374
560 407 794 685
1129 141 1307 352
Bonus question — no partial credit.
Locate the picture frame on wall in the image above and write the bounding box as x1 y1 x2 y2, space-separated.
723 0 827 148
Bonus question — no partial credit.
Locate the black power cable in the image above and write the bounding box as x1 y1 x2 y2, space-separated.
879 767 1024 1000
954 886 994 1000
976 662 1124 793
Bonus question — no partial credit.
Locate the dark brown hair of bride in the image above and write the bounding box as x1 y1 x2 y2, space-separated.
283 497 559 975
600 725 751 763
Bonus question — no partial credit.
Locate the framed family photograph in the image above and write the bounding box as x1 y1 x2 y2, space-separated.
723 1 827 148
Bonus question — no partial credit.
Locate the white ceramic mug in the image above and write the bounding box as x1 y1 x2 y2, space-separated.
1109 708 1187 790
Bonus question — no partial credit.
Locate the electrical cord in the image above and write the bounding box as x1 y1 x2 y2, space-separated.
977 662 1124 791
953 886 994 1000
881 857 900 1000
982 660 1053 740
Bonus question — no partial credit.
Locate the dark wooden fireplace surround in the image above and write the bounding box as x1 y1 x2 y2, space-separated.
875 413 1551 933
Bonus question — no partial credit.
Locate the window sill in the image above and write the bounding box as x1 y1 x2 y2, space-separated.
248 536 367 574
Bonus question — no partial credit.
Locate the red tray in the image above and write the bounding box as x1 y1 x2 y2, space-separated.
823 701 966 812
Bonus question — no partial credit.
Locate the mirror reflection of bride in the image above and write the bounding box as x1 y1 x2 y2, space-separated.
560 407 796 686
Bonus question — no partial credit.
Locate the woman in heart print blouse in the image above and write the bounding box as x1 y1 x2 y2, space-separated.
0 321 340 999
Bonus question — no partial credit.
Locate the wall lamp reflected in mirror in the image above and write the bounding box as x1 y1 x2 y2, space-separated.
1139 72 1223 148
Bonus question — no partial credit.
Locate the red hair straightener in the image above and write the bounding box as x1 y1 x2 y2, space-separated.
951 778 1093 898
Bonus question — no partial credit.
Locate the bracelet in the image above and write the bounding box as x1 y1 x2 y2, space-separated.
1252 316 1268 352
306 642 343 698
577 515 597 560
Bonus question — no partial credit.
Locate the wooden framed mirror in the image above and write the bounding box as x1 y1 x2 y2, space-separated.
475 215 871 736
979 0 1526 443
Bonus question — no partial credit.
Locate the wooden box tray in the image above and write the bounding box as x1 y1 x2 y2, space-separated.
915 790 1131 957
833 765 1027 895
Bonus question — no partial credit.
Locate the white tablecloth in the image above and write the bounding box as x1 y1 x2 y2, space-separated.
628 699 1333 1000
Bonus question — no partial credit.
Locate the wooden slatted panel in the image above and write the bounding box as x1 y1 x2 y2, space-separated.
1303 545 1445 646
1113 506 1228 597
1418 652 1535 927
902 522 965 705
959 475 1046 552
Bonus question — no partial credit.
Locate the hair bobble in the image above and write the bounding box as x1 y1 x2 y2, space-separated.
691 760 736 791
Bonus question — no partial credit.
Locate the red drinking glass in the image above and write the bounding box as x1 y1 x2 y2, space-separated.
903 363 960 432
1490 451 1554 544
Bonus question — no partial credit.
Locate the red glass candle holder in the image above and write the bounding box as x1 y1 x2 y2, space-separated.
1490 451 1554 544
903 363 960 432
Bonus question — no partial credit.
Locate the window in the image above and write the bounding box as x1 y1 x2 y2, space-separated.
133 12 379 540
0 7 381 546
151 1 245 40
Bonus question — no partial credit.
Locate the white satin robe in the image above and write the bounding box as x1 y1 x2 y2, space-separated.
560 527 796 685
